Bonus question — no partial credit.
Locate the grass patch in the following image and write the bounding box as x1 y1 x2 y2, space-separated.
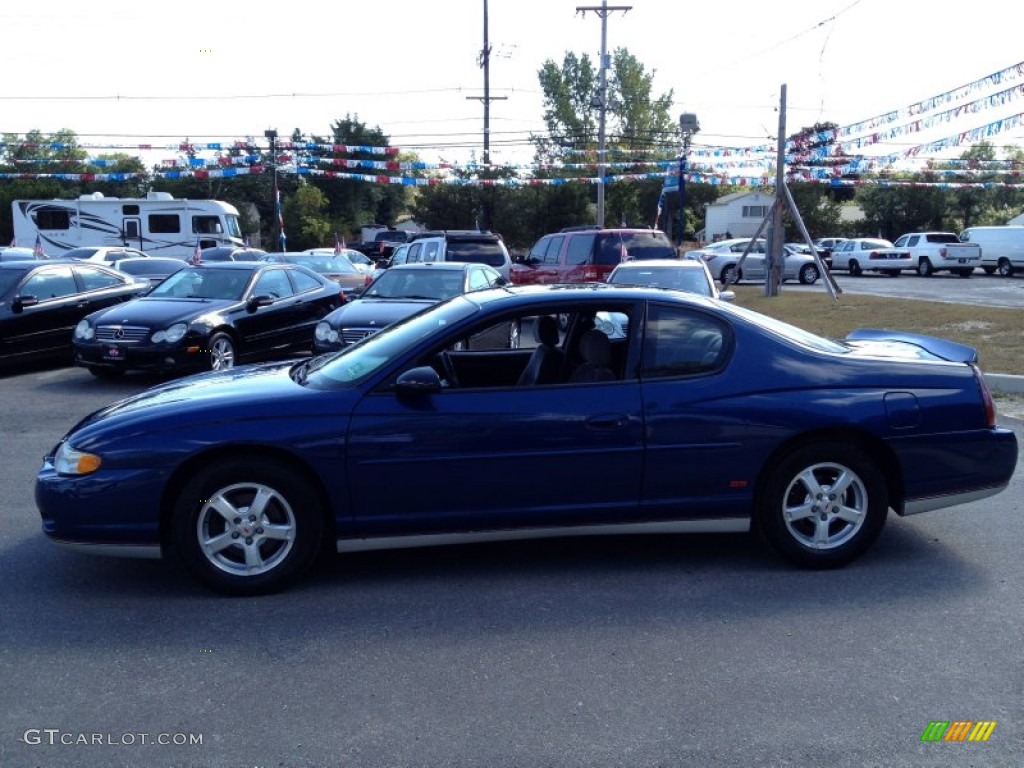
730 286 1024 375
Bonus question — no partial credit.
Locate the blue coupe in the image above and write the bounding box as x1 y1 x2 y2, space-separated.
36 285 1018 594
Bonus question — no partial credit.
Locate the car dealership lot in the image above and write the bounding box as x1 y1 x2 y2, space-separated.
1 362 1022 766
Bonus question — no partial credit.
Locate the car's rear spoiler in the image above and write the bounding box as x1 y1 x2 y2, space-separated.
845 328 979 364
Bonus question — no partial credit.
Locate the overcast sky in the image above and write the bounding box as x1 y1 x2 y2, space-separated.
2 0 1022 169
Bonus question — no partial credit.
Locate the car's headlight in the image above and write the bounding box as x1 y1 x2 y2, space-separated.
74 319 95 340
152 322 188 343
54 441 102 476
315 322 339 343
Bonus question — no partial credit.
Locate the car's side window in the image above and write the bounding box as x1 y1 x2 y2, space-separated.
252 269 294 299
543 236 565 265
467 268 490 291
423 241 441 261
640 304 728 379
529 236 550 261
565 235 595 266
20 267 78 300
289 269 322 294
74 266 124 291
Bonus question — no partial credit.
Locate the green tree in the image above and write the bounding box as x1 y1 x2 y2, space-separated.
284 184 331 251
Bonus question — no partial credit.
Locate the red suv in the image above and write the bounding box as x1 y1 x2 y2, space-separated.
511 227 676 285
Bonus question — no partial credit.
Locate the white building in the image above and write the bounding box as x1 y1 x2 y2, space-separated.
702 191 775 242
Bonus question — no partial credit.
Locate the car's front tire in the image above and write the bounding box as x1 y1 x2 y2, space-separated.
756 442 888 569
848 260 862 276
171 459 326 595
917 258 934 277
798 264 819 284
207 332 235 371
720 264 739 285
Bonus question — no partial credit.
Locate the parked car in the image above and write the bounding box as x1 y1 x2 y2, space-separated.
72 262 345 377
607 258 735 301
694 238 821 285
960 225 1024 277
304 247 375 275
0 261 150 370
36 283 1018 594
109 257 187 288
314 261 509 353
0 247 48 262
62 246 150 263
599 258 735 338
830 238 913 276
813 237 847 259
893 232 980 277
512 227 676 286
260 252 371 296
407 230 513 281
198 247 269 262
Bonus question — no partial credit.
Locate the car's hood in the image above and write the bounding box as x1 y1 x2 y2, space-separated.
65 361 352 444
89 296 237 326
325 297 433 327
844 328 978 363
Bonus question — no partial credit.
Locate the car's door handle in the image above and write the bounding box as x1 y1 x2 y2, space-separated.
586 414 630 430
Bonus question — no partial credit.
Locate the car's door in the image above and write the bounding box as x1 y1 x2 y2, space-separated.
737 240 768 279
6 265 83 360
344 303 645 537
636 302 748 523
231 267 302 356
72 265 141 314
284 268 337 348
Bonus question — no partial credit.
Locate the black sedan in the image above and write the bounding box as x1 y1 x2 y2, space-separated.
110 257 187 288
314 261 507 353
0 261 150 371
72 262 345 377
199 247 268 262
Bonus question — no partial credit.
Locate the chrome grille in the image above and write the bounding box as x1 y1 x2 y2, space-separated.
96 325 150 343
341 328 379 345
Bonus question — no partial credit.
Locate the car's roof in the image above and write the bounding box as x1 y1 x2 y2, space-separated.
612 258 701 269
387 262 479 272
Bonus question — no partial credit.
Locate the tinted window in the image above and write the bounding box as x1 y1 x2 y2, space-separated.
603 232 676 261
151 268 249 300
0 270 25 297
290 269 323 293
63 247 101 260
35 209 71 230
21 267 78 300
75 266 124 291
192 215 223 234
566 234 596 266
115 259 185 277
149 214 181 234
609 266 712 295
543 236 565 265
445 240 506 268
252 269 294 298
641 305 727 378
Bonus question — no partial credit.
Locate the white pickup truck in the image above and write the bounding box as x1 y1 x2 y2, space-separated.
892 232 981 277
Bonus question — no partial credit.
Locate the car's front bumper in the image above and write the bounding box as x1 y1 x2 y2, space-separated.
73 340 207 372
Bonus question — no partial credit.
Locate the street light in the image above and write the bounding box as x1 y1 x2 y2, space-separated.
677 112 699 247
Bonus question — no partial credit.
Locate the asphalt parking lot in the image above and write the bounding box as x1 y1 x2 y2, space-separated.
1 358 1023 767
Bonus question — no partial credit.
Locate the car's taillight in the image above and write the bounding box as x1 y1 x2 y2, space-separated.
364 274 373 285
972 365 997 428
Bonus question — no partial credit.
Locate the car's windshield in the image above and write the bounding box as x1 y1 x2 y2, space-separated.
609 266 712 295
117 259 185 276
344 250 373 266
148 267 250 300
310 296 479 386
596 232 675 264
364 269 463 300
0 270 26 296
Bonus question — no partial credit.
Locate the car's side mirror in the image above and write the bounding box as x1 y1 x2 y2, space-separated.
246 295 274 313
394 366 443 394
493 276 508 287
719 290 736 302
11 295 39 313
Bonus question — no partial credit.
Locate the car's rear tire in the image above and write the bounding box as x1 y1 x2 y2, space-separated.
917 258 934 277
798 264 819 285
207 332 235 371
847 260 861 276
171 459 325 595
756 442 888 569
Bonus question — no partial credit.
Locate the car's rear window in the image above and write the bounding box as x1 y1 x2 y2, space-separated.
596 232 675 264
446 240 506 268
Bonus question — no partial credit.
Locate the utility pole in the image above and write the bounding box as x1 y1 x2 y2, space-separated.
678 113 699 247
765 84 787 297
264 128 279 251
577 1 631 228
467 0 506 231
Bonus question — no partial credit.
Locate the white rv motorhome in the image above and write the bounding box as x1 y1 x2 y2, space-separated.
12 192 244 259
